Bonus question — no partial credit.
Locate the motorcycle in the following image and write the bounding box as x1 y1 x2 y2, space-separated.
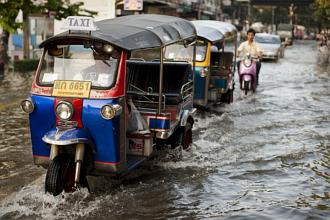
238 54 258 95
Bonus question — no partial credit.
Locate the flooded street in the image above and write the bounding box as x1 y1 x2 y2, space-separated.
1 41 330 219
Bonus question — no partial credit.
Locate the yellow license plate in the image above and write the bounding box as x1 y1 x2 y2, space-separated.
52 80 92 98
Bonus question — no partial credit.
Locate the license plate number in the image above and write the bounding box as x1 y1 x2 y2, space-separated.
52 80 91 98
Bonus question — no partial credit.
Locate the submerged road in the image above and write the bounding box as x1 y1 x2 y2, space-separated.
0 40 329 219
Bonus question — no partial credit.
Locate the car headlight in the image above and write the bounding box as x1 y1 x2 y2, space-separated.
56 101 74 121
101 104 122 120
21 99 34 114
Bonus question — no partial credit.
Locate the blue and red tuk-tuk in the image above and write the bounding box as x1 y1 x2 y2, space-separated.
21 15 197 196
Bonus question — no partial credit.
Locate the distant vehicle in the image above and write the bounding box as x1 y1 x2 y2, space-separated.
255 33 284 61
294 25 305 40
277 23 293 46
251 22 267 33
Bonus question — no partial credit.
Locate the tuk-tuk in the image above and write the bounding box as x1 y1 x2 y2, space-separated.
190 20 237 107
21 15 197 196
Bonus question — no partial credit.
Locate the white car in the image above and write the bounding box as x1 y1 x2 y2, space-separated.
255 33 285 61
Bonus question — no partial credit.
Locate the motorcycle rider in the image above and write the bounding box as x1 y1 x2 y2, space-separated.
237 28 263 84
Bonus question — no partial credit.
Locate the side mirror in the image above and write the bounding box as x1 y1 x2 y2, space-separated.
48 46 63 56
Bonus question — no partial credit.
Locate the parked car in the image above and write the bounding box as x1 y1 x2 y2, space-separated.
255 33 285 61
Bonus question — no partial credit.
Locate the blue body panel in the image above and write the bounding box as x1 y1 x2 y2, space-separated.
193 67 206 100
149 118 170 130
82 99 120 163
29 95 56 157
214 78 227 89
29 95 121 164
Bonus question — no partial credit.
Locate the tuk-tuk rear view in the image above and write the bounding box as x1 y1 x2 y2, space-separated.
21 15 197 196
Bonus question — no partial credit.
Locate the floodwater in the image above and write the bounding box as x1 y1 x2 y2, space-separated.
0 41 329 219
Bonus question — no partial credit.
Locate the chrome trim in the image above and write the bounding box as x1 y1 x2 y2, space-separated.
20 98 35 114
50 144 59 160
180 108 196 126
156 121 179 139
42 136 90 146
190 108 197 117
100 104 123 120
180 81 193 102
57 120 78 129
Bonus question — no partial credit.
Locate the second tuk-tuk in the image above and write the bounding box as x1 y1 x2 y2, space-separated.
191 20 237 107
21 15 197 196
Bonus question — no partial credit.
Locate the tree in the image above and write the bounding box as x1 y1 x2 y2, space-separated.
0 0 22 72
313 0 330 32
22 0 97 59
0 0 97 69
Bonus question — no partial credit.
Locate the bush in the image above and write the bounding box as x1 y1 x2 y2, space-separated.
14 59 44 72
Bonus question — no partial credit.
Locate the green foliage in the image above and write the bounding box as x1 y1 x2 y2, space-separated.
43 0 97 20
13 59 44 72
0 0 97 33
0 0 22 33
313 0 330 28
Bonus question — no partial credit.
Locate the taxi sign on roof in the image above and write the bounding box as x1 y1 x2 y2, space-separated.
63 16 98 31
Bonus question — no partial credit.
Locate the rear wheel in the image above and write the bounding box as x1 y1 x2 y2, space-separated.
45 154 75 196
221 88 234 104
181 121 193 150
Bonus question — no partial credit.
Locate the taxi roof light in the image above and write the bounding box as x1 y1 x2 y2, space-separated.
62 16 98 32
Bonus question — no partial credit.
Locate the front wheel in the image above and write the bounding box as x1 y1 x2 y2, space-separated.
45 154 75 196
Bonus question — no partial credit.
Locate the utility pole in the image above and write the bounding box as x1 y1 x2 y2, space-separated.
198 0 202 20
271 6 275 33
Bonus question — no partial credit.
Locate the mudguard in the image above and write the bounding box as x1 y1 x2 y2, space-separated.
180 108 197 126
42 127 95 149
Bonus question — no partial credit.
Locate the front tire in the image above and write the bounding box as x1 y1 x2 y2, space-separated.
45 154 75 196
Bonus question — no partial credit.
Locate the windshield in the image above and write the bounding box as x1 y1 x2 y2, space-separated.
255 36 281 44
38 44 119 88
164 41 207 62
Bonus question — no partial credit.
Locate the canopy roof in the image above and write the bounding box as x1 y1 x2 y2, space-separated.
39 14 196 51
191 21 224 43
192 20 237 41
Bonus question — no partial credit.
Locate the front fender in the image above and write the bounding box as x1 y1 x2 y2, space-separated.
42 127 94 148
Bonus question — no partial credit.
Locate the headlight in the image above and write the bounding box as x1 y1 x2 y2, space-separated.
199 68 208 77
56 101 74 121
21 99 34 114
101 104 122 120
243 59 252 67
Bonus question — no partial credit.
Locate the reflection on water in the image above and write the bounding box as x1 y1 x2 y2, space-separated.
0 41 330 219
